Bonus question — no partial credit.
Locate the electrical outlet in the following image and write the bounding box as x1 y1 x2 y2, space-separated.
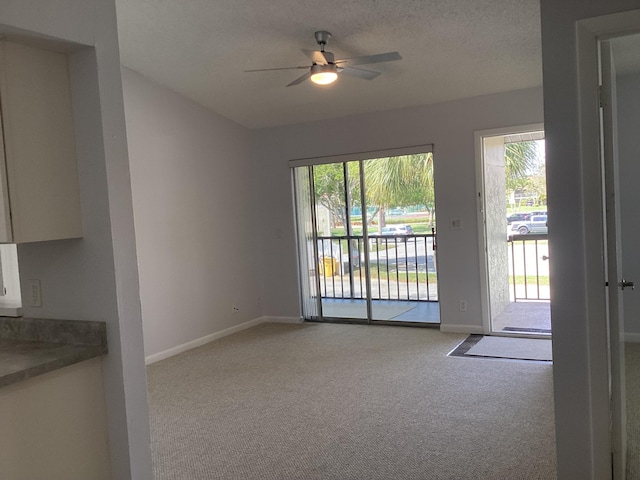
28 279 42 307
232 305 239 314
450 218 462 230
459 299 467 311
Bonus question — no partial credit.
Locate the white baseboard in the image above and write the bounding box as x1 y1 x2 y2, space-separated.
145 316 305 365
625 332 640 343
145 317 265 365
439 324 484 335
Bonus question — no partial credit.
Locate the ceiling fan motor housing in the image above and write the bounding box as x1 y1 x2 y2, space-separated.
311 63 337 75
315 31 332 46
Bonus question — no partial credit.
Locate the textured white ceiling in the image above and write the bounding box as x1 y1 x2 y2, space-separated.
115 0 543 129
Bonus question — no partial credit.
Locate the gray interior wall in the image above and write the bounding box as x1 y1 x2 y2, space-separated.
540 1 640 478
616 72 640 339
0 2 152 479
251 87 543 333
122 68 260 359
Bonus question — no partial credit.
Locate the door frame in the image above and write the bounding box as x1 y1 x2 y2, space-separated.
575 10 640 478
599 38 627 480
474 123 545 335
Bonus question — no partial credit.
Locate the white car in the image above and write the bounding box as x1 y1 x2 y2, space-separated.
379 225 414 236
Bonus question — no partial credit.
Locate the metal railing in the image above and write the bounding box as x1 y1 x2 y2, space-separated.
317 232 438 302
508 233 550 301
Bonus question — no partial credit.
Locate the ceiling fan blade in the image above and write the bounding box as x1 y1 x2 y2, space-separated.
336 52 402 67
286 71 312 87
339 66 380 80
301 49 334 65
245 66 309 72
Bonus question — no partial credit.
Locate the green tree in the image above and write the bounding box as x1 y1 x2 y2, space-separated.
364 153 435 231
312 162 363 232
312 153 436 235
505 141 542 207
505 142 538 193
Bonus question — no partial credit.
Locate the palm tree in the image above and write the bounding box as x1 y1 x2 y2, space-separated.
311 153 436 235
505 142 538 193
364 153 435 231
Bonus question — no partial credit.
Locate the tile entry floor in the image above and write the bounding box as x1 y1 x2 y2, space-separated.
319 298 551 335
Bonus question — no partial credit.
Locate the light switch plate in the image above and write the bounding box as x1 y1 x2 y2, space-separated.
450 218 462 230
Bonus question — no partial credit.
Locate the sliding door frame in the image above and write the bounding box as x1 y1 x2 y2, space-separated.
291 143 435 324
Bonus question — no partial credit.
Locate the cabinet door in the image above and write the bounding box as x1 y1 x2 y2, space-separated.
0 41 82 243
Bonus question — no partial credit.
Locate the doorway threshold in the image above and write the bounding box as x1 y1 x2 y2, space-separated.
317 298 440 325
492 301 551 336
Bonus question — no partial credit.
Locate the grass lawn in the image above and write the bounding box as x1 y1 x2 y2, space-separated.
331 267 547 287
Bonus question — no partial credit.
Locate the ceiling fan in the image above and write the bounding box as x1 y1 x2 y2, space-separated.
245 31 402 87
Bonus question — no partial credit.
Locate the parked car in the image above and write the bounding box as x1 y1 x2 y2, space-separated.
507 213 529 224
380 225 414 236
510 215 548 235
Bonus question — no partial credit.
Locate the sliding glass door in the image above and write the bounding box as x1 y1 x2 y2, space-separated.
312 160 368 321
292 146 439 325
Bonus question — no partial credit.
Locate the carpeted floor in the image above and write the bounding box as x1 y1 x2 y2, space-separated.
147 323 557 480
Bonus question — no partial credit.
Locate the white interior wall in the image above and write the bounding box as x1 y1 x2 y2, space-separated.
540 1 640 478
616 72 640 340
122 68 261 360
251 87 543 333
0 2 152 479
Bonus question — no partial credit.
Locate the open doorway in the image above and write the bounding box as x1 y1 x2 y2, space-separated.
292 147 439 326
476 125 550 336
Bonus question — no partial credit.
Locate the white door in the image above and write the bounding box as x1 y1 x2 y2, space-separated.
600 39 628 479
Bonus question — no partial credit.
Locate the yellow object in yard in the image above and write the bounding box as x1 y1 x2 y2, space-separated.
320 256 339 276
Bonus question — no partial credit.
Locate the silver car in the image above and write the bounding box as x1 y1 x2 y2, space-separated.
511 215 548 235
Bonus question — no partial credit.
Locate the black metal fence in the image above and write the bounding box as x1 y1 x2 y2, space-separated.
316 232 438 302
508 233 550 301
316 232 548 303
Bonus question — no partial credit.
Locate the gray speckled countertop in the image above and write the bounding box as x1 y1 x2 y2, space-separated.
0 317 107 388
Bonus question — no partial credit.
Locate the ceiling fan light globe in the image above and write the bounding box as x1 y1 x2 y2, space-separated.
310 64 338 85
311 72 338 85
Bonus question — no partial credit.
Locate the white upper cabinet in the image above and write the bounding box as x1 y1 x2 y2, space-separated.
0 41 82 243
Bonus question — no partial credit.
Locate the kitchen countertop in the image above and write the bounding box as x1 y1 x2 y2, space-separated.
0 317 108 388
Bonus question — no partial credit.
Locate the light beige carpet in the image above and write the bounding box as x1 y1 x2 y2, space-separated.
465 336 553 361
147 323 556 480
